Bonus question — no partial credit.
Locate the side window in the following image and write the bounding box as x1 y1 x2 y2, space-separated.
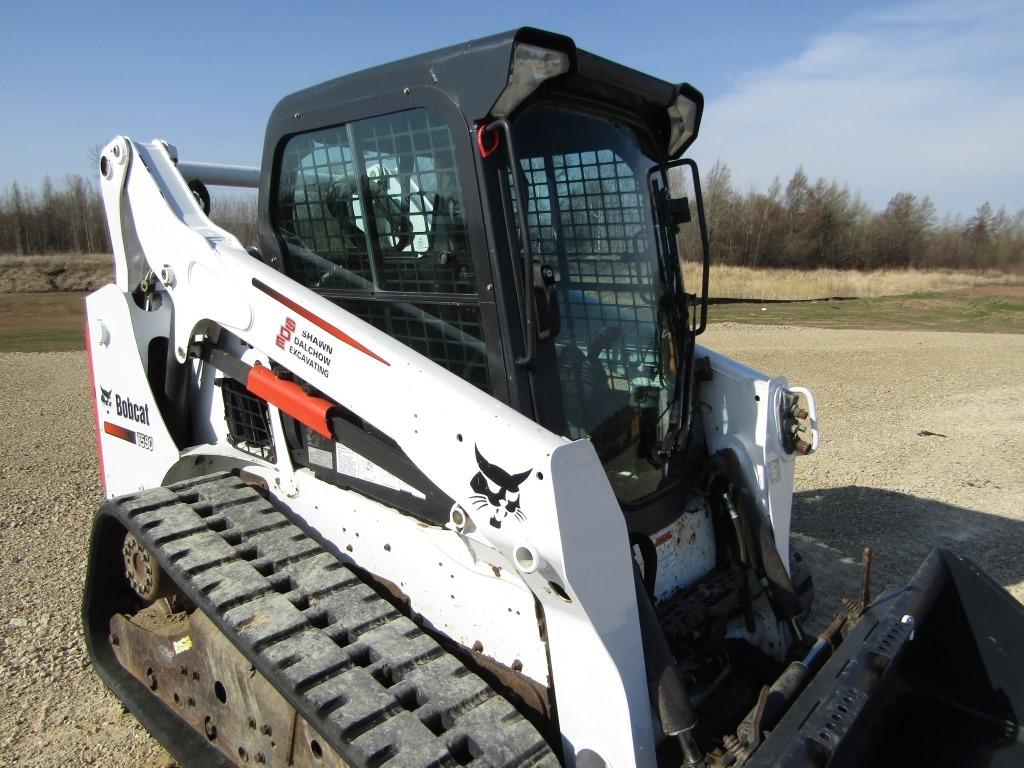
277 109 475 294
276 108 491 392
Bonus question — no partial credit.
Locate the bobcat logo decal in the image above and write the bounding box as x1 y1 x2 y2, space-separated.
100 387 112 409
470 446 531 529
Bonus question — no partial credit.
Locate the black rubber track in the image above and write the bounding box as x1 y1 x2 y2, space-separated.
89 472 559 768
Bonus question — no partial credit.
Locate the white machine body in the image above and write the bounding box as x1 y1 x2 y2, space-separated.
86 137 818 768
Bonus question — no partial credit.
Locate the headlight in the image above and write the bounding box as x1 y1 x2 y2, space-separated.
491 44 570 118
667 93 699 156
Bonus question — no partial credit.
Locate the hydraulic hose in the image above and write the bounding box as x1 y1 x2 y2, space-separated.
632 570 704 766
705 450 804 621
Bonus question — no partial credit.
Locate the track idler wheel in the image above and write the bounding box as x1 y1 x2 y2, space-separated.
123 531 168 601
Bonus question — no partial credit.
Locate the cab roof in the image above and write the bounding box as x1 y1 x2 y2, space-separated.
265 27 702 160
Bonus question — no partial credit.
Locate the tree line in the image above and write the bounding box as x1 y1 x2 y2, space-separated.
1 169 1021 272
0 177 109 254
698 163 1023 272
0 176 256 255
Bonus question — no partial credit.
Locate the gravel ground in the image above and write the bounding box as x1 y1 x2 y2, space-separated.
0 352 173 767
1 324 1022 766
702 323 1024 628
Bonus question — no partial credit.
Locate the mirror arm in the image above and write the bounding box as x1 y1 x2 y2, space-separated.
677 159 710 334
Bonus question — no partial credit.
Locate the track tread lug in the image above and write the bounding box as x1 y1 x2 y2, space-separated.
351 710 450 767
317 586 401 636
267 630 348 681
224 593 306 648
285 552 360 594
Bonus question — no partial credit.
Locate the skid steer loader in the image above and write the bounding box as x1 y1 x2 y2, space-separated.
82 28 1024 768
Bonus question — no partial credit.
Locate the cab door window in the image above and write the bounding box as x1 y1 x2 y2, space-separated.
276 108 490 391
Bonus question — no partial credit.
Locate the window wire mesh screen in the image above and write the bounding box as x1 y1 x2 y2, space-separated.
345 299 490 392
356 113 472 293
279 129 370 286
518 150 660 436
277 109 474 294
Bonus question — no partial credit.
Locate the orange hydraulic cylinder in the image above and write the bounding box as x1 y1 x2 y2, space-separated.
246 364 335 439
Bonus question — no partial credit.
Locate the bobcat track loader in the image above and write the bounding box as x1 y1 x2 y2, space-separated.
82 28 1024 768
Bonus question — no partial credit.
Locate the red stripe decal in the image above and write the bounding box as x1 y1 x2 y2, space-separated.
253 279 390 366
104 422 136 443
654 532 673 547
84 317 107 492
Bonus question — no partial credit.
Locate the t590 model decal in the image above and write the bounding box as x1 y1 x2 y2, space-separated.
103 421 154 451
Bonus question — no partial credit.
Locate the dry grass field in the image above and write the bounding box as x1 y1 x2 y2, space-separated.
683 262 1021 301
0 292 89 351
4 260 1022 355
3 252 1019 301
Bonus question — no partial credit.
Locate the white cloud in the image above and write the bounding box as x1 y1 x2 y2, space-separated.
691 0 1024 216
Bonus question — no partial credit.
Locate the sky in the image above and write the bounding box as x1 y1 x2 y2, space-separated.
1 0 1021 217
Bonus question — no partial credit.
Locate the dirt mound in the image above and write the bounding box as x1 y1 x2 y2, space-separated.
0 254 113 293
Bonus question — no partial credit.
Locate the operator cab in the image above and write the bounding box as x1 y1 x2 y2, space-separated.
259 28 709 512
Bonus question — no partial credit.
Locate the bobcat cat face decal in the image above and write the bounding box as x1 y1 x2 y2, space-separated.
470 446 531 529
100 387 112 409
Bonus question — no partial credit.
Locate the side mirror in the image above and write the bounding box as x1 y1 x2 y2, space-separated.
650 159 710 335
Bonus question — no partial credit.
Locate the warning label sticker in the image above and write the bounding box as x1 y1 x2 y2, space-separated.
308 445 333 469
655 531 681 576
334 443 424 499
